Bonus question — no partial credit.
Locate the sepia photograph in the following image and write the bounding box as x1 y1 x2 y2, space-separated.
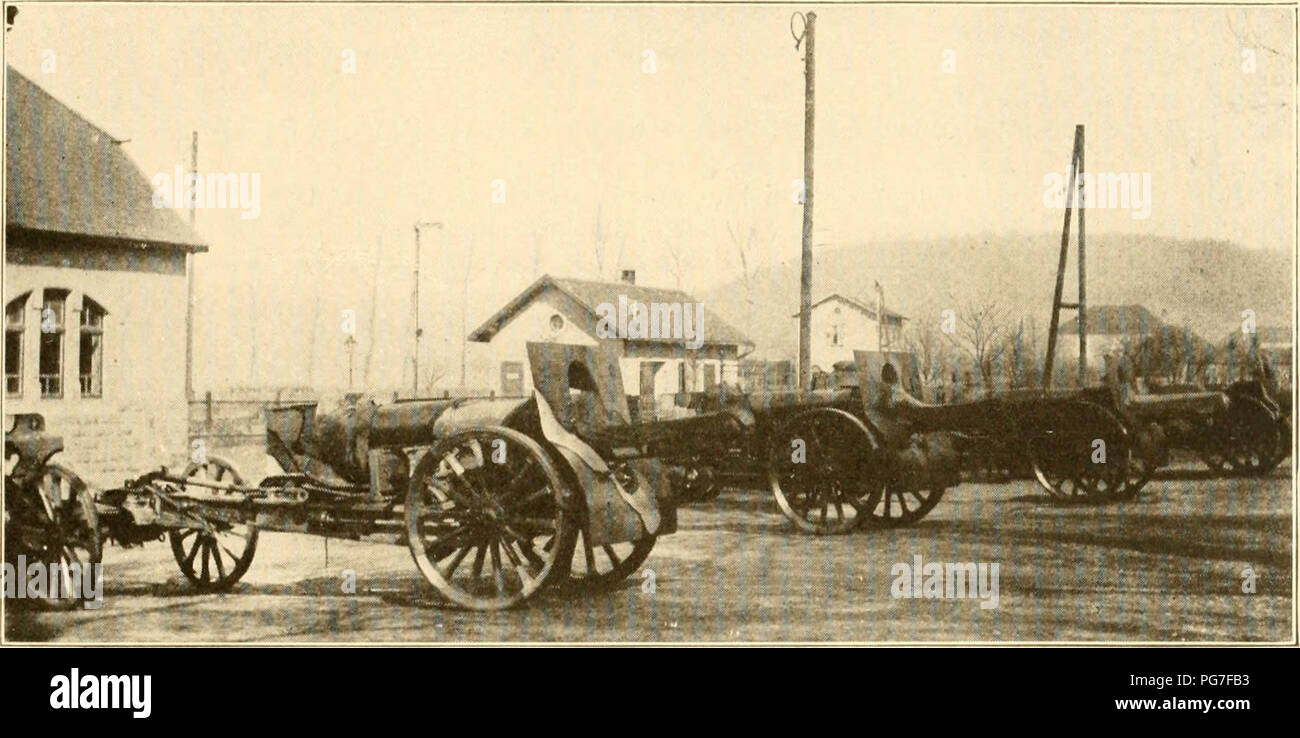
1 0 1295 651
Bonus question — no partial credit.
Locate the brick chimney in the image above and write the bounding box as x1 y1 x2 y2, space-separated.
620 269 636 285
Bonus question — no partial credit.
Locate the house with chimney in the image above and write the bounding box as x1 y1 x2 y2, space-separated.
466 270 751 419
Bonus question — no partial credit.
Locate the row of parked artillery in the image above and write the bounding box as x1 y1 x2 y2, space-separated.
4 344 1291 612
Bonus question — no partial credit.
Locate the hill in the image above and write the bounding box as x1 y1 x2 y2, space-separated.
702 234 1293 360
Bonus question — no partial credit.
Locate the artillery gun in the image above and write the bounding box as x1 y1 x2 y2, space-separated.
95 342 690 610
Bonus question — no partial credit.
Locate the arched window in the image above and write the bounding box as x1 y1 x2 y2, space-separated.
80 297 105 397
5 292 29 397
38 289 69 398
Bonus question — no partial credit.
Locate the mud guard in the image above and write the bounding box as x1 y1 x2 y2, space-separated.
526 342 676 546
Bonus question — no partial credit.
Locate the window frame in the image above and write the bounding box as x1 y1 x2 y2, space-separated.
79 296 106 398
5 292 29 398
38 289 69 399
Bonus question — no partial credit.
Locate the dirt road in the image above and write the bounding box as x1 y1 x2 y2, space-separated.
7 464 1292 642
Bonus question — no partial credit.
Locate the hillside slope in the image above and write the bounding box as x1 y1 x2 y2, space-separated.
702 235 1293 360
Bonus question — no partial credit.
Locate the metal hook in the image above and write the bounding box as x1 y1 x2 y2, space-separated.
791 12 806 50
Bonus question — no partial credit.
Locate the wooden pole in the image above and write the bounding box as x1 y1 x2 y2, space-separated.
1042 125 1083 389
1076 127 1087 388
797 12 816 391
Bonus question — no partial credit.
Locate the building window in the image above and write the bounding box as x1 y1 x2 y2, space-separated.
830 322 843 347
80 298 105 398
5 293 28 397
38 290 67 398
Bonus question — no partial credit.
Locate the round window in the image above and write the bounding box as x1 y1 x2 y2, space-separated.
550 314 564 332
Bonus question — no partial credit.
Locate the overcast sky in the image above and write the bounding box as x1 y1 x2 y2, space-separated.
5 3 1294 389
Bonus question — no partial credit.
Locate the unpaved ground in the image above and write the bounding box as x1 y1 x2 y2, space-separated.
6 463 1292 643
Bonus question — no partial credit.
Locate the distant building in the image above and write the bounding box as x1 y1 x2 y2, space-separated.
796 293 905 377
467 271 751 418
1057 304 1211 382
5 66 206 486
1057 304 1162 368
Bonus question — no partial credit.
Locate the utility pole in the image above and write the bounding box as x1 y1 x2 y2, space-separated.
794 11 815 391
1076 127 1087 389
1043 125 1086 390
412 221 442 396
185 131 197 402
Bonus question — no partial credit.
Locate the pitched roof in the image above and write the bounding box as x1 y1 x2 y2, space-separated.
5 66 206 252
795 293 906 322
1058 304 1162 336
467 274 751 347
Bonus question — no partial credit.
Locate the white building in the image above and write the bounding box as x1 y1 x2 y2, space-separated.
466 271 751 418
5 66 206 487
800 293 905 376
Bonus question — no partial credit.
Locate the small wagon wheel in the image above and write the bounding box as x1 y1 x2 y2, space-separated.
12 464 103 610
406 426 578 610
168 457 259 592
1224 397 1282 476
1027 401 1129 503
767 408 878 535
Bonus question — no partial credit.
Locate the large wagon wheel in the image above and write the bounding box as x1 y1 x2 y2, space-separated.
1027 401 1129 503
855 474 946 528
768 408 877 535
564 528 657 591
168 457 259 592
1225 397 1283 476
406 426 578 610
7 464 103 610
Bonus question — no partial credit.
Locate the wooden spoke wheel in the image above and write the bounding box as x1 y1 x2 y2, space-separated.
563 527 657 591
1028 402 1129 504
1113 453 1153 501
406 426 578 610
768 408 879 535
168 457 259 592
854 477 946 529
1225 398 1283 476
6 464 103 610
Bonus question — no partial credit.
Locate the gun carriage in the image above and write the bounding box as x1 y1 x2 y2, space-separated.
1135 378 1288 476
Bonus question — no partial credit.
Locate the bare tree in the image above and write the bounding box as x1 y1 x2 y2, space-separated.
903 321 948 401
946 296 1013 394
